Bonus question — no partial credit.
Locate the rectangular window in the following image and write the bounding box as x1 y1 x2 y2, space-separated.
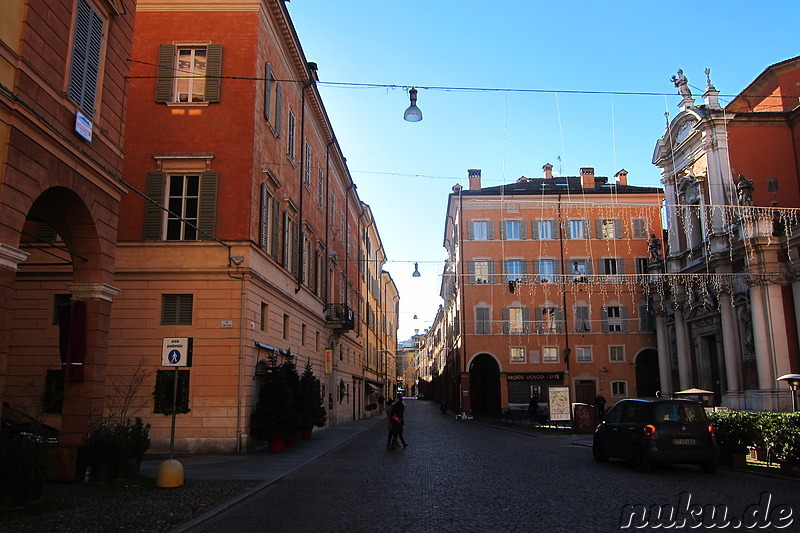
157 44 222 105
537 220 553 240
474 260 490 284
632 218 648 239
510 347 526 363
541 307 558 333
162 294 193 325
599 219 618 239
288 111 296 160
603 258 619 275
315 331 320 351
505 260 523 282
606 306 622 332
569 219 586 239
68 0 104 117
473 220 489 240
636 257 649 275
575 305 591 332
476 307 491 334
304 143 311 185
767 177 778 193
165 174 200 240
504 220 521 239
260 302 268 331
542 346 559 363
175 48 207 103
301 324 306 346
610 345 625 362
508 307 524 334
283 314 290 340
576 346 592 362
538 259 554 283
611 381 627 397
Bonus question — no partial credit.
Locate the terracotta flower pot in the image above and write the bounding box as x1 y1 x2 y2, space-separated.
268 438 285 453
300 430 313 440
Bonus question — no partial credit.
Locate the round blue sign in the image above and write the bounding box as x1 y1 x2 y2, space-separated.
168 349 182 365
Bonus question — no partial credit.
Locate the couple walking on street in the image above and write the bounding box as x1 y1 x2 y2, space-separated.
386 393 408 450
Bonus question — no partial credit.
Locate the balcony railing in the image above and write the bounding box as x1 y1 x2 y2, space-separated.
325 303 355 331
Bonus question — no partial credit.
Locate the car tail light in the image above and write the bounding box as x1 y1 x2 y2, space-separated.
708 425 716 442
643 424 656 441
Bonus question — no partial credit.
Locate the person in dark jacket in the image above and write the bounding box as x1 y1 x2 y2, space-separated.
390 394 408 449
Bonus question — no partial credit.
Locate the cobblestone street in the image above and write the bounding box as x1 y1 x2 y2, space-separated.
190 399 800 532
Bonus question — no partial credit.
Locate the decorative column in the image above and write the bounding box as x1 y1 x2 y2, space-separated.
0 244 30 424
655 314 673 395
674 307 692 390
718 287 742 402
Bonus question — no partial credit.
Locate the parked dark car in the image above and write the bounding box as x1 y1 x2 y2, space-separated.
592 398 719 473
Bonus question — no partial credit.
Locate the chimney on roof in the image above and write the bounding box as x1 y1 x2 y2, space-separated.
615 169 628 186
468 169 481 190
543 163 553 179
580 167 595 188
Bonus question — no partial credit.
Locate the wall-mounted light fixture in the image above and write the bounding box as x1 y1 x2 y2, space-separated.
404 87 422 122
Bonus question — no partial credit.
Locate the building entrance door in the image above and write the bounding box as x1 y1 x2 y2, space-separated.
575 380 596 406
469 354 500 416
635 349 660 398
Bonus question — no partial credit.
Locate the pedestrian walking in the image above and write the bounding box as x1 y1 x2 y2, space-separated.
528 389 539 426
595 394 606 421
390 393 408 449
385 398 395 450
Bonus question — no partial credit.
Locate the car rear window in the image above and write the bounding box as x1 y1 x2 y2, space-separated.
654 402 704 423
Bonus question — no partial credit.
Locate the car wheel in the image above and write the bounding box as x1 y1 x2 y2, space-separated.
592 441 609 463
633 448 651 473
700 460 718 474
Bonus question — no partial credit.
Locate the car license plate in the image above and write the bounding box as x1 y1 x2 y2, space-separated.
674 438 696 446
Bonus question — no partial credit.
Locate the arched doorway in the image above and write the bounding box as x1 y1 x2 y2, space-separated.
635 349 660 398
469 353 500 416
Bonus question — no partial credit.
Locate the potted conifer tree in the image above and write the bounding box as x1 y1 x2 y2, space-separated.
298 360 327 439
250 354 299 452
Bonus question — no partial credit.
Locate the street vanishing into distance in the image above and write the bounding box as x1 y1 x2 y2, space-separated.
190 400 800 533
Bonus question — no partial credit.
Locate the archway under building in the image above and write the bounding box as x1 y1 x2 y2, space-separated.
635 348 660 398
468 353 500 416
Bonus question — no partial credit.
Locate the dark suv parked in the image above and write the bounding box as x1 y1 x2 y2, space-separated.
592 398 719 473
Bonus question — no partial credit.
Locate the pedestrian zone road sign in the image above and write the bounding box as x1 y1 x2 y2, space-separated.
162 337 193 367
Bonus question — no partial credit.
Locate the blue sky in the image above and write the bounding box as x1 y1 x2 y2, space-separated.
286 0 798 341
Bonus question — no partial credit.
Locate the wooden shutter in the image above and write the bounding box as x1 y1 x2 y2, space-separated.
597 259 606 275
621 306 629 332
616 258 626 275
520 221 527 239
564 221 572 239
144 172 165 240
274 84 282 136
632 218 646 239
156 45 175 103
271 197 280 260
500 221 506 240
291 221 300 276
555 307 564 333
260 183 269 251
522 307 531 333
601 307 609 332
615 219 623 239
197 172 218 240
467 221 475 240
204 44 223 102
476 307 489 334
534 307 543 333
264 62 272 121
595 219 603 238
488 260 496 284
502 307 510 334
487 221 494 240
530 221 539 240
68 0 103 116
468 260 475 282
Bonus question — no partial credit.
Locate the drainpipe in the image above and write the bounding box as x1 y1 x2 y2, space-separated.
296 81 312 294
228 256 246 453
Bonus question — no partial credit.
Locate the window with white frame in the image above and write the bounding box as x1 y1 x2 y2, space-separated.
165 174 200 240
505 260 523 282
538 259 555 282
474 260 490 283
606 306 622 332
611 381 627 396
508 307 524 333
600 219 617 239
510 346 526 363
504 220 521 239
610 345 625 362
472 220 489 240
576 346 592 362
542 346 559 363
537 220 553 239
569 219 587 239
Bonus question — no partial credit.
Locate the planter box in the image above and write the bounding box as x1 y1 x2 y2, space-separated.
749 446 768 462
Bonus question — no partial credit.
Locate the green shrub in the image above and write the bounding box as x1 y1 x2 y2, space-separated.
83 417 151 471
0 432 49 505
707 410 761 453
762 412 800 463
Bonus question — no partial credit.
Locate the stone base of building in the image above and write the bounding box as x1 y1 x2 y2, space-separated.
741 389 793 412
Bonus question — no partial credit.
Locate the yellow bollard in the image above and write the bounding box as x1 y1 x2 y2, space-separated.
156 459 184 488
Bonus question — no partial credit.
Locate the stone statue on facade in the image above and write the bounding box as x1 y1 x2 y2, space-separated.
671 69 692 99
648 233 662 263
736 174 754 206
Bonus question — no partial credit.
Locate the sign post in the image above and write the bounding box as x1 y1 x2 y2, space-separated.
156 338 192 488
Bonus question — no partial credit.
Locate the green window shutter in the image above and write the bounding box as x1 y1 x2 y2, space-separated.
198 172 218 240
144 172 165 240
274 84 282 136
260 183 269 251
156 45 175 103
204 44 223 103
291 221 300 277
68 0 103 117
271 197 280 260
264 62 272 121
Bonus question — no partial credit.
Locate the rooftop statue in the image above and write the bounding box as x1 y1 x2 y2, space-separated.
671 69 692 99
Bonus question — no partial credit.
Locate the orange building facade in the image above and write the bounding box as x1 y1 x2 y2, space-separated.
439 167 664 419
3 0 398 465
1 0 137 479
